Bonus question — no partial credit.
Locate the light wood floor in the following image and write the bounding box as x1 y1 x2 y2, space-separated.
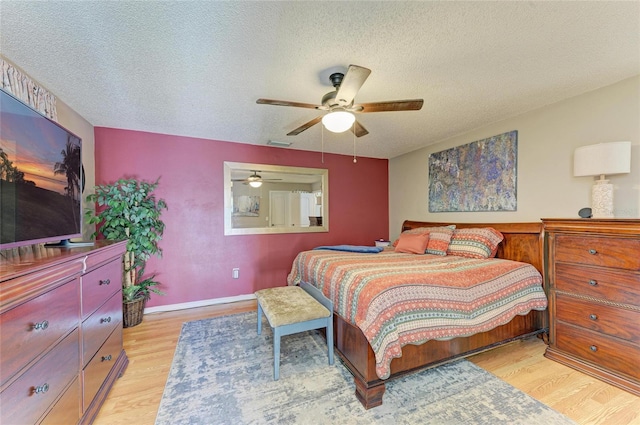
93 301 640 425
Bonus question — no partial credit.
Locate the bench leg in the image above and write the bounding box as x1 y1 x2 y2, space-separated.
273 327 281 380
326 318 334 365
257 302 263 335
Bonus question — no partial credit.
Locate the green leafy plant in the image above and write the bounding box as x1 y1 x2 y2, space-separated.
86 178 168 303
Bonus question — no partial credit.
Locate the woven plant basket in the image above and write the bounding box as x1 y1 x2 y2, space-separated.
123 297 146 328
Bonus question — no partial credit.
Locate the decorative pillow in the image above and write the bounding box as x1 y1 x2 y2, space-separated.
446 227 504 259
394 233 430 254
393 225 455 256
424 226 455 255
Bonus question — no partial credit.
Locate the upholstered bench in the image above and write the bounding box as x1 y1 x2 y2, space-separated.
255 282 334 380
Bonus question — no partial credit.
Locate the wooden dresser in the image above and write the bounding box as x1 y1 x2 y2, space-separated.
542 218 640 396
0 241 128 424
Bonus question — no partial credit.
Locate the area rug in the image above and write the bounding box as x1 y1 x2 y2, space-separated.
156 312 576 425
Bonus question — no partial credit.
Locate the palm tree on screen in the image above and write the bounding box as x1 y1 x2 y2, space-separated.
53 137 81 201
53 137 81 228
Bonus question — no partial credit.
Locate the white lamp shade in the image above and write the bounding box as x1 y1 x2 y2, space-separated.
249 180 262 188
574 141 631 177
322 111 355 133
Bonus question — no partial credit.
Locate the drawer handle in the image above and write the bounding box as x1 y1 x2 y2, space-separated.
588 249 597 255
100 316 112 324
590 345 598 352
33 383 49 394
99 279 111 286
32 320 49 331
101 354 113 362
589 314 598 321
588 279 598 287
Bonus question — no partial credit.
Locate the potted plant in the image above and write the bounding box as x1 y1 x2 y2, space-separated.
85 178 168 327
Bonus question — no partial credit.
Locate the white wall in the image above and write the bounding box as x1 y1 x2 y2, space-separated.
389 75 640 241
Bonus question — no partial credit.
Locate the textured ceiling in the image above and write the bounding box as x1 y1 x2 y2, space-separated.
1 1 639 159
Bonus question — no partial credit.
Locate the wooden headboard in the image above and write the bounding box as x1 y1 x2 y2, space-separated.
401 220 544 273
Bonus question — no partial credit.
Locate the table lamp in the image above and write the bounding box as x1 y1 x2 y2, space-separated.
573 141 631 218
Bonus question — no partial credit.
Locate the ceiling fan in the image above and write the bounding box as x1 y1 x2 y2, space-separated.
257 65 423 137
232 170 282 188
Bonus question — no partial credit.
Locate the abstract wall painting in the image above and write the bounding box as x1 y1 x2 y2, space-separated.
428 130 517 212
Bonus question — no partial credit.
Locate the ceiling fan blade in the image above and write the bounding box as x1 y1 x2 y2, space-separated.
335 65 371 106
357 99 424 113
286 116 323 136
257 98 320 109
352 120 369 137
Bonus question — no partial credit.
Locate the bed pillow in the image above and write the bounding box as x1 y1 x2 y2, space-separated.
446 227 504 259
393 225 455 256
394 233 430 254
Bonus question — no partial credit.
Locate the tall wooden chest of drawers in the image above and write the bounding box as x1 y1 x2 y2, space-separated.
542 219 640 396
0 240 128 424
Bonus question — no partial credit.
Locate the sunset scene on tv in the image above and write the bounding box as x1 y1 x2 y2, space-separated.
0 90 82 246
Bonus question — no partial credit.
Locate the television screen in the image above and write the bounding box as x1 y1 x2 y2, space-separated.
0 89 83 249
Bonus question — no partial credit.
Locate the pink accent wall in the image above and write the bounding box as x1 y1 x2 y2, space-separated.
93 128 389 308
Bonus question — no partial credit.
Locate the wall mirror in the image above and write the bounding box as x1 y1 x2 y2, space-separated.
224 161 329 235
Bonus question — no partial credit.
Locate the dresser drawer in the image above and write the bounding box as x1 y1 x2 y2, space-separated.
40 375 80 425
556 322 640 381
556 293 640 343
82 326 123 412
0 328 79 425
555 235 640 270
82 259 121 320
82 291 122 366
0 279 79 387
555 263 640 306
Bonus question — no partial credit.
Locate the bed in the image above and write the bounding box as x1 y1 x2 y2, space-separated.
287 220 548 409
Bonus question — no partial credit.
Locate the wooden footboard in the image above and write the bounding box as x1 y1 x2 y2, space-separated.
334 309 544 409
335 220 547 409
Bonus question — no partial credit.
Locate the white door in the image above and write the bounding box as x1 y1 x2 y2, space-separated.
269 191 289 227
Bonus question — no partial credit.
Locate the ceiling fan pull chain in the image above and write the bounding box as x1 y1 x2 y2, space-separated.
353 123 357 163
321 125 325 164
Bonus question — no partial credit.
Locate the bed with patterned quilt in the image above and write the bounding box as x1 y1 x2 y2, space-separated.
287 220 549 409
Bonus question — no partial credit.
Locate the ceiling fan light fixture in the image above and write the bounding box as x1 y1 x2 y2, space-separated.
322 110 355 133
247 172 263 187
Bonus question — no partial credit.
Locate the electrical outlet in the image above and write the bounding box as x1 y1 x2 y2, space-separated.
232 268 239 279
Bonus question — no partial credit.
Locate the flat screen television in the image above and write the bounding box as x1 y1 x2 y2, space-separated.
0 88 85 250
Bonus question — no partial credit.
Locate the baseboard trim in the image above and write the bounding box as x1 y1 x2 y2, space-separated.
144 294 257 314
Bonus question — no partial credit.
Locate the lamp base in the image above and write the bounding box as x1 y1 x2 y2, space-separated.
591 179 614 218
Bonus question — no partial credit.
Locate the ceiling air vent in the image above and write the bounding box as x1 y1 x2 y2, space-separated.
267 140 292 147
